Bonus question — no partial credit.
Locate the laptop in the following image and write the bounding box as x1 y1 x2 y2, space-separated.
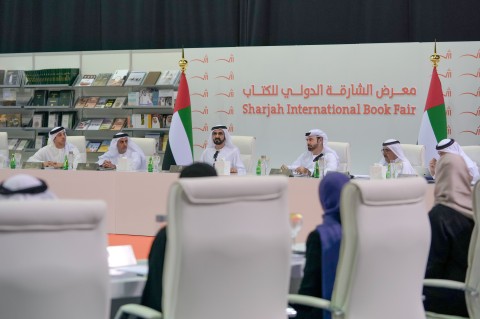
169 165 184 173
22 162 43 169
76 162 100 171
269 168 294 177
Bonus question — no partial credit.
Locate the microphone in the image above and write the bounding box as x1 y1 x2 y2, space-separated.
213 150 219 162
313 153 324 162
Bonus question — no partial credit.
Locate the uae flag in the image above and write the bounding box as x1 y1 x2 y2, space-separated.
161 72 193 170
418 67 447 166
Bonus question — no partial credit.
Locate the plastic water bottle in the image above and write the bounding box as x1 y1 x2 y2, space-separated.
148 156 154 172
256 159 262 176
68 151 74 170
313 160 320 178
10 153 16 169
63 155 69 170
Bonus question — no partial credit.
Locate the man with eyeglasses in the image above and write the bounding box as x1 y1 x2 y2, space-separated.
281 129 339 176
379 139 416 175
199 125 246 175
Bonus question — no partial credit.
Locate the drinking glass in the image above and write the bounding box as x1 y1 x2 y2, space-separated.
289 212 303 249
260 155 270 175
153 153 161 172
15 152 22 169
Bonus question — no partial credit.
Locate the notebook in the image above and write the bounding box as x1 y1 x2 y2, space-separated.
269 168 293 177
169 165 184 173
76 162 100 171
22 162 43 169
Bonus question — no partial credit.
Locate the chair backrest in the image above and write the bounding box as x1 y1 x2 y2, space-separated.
0 200 110 319
328 141 351 172
163 176 291 319
0 132 8 160
332 177 429 319
400 144 426 173
68 135 87 163
462 145 480 168
130 137 156 157
230 135 256 173
466 180 480 318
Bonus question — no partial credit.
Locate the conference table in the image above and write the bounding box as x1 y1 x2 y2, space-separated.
0 169 435 243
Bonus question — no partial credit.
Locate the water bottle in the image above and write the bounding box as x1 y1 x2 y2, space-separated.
63 155 69 170
10 153 16 169
148 156 154 172
256 159 262 176
68 151 74 170
313 160 320 178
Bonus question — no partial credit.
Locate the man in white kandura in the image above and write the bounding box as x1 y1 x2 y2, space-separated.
429 138 479 183
199 125 246 175
97 132 146 171
281 129 339 176
379 139 417 175
0 174 57 200
27 126 81 169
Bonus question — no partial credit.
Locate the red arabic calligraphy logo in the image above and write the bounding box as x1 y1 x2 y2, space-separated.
216 106 234 115
191 54 209 63
446 105 452 117
192 106 209 115
216 54 235 63
460 69 480 78
438 69 452 78
460 49 480 59
459 88 480 97
194 140 208 149
444 88 452 97
447 125 452 136
460 126 480 135
460 106 480 116
228 123 234 132
190 72 208 80
193 123 209 131
216 71 235 80
440 49 452 60
215 89 235 98
191 89 209 98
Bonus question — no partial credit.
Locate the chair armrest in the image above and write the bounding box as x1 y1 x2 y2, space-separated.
113 304 162 319
423 279 466 291
288 294 332 310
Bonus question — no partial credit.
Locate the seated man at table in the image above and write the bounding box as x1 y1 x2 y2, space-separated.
199 124 246 175
281 129 339 176
141 162 218 313
379 139 416 175
27 126 81 169
97 132 146 171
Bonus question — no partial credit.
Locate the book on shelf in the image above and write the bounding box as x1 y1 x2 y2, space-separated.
8 138 19 150
2 88 17 106
97 140 111 153
6 114 21 127
35 135 46 149
75 119 91 130
95 97 108 108
145 133 162 152
128 92 139 106
164 114 172 128
87 118 104 130
77 74 97 86
131 114 149 128
158 89 174 107
99 118 113 130
60 112 75 129
107 70 129 86
75 97 89 108
111 118 127 130
113 97 126 108
139 88 157 106
124 71 147 86
15 139 30 151
86 141 101 152
4 70 22 86
151 114 162 128
31 113 45 128
142 71 162 86
91 73 112 86
104 98 116 108
0 114 6 127
162 133 169 151
58 90 74 106
0 70 5 85
47 113 59 128
85 96 99 108
156 70 180 86
46 91 60 106
22 113 33 127
30 90 48 106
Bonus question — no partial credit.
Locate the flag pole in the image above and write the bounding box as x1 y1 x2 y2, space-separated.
430 40 440 67
179 47 188 73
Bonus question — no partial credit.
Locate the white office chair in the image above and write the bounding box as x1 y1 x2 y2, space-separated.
231 135 256 173
423 180 480 319
130 137 157 157
462 145 480 169
0 200 110 319
329 141 351 172
0 132 8 160
115 175 291 319
67 135 87 163
401 143 426 174
289 177 430 319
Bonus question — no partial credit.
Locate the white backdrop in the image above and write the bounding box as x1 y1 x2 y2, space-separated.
186 42 480 174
